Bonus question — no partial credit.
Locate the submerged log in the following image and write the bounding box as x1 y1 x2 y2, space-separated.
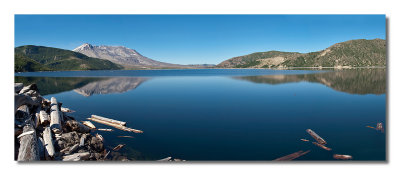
91 114 127 126
88 117 143 133
333 154 353 160
62 152 90 161
43 127 56 158
17 105 40 161
312 142 332 151
112 144 126 151
274 150 311 161
50 97 62 133
39 110 50 126
117 136 134 138
376 122 384 133
306 129 327 145
98 128 113 132
300 139 309 142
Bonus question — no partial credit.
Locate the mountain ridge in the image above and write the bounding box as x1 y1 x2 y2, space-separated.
217 39 386 68
73 43 186 69
15 45 122 72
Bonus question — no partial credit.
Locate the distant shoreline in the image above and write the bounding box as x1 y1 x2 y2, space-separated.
14 66 387 73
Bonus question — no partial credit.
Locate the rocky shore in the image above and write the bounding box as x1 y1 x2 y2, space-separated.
15 83 113 161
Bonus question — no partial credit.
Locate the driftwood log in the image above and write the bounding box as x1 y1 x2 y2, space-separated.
37 137 45 160
306 129 327 145
65 120 90 133
39 110 50 126
50 97 62 133
17 105 40 161
43 127 56 159
14 93 39 114
91 114 127 126
88 117 143 133
62 152 90 161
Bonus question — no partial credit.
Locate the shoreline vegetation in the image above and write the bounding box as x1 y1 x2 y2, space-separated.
14 66 387 74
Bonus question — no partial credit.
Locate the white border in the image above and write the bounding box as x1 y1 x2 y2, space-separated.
1 0 399 175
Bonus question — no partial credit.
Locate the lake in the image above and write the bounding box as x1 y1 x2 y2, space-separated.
15 69 386 161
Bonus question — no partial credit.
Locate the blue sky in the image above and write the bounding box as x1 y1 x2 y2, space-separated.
15 15 386 64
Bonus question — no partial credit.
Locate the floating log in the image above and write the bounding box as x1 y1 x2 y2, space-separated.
88 117 143 133
366 126 375 129
306 129 327 145
376 122 384 133
312 142 332 151
62 152 90 161
50 97 62 133
98 128 114 132
82 121 96 129
91 114 127 126
43 127 56 158
157 157 172 161
17 105 40 161
117 136 134 138
112 144 126 151
300 139 309 142
274 150 311 161
39 110 50 126
333 154 353 160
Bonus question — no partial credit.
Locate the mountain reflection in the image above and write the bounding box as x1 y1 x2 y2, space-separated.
233 69 386 95
73 77 148 96
15 77 148 96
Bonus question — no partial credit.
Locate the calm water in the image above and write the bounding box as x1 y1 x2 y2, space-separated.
15 69 386 161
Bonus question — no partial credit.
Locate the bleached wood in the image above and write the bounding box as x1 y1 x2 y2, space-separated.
39 110 50 126
17 105 40 161
43 127 56 158
91 114 127 126
50 97 62 133
88 117 143 133
62 152 90 161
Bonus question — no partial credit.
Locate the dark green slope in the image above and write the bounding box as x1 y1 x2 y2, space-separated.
217 39 386 68
15 45 122 72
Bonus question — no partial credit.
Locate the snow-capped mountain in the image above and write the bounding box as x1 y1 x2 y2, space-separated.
73 43 181 68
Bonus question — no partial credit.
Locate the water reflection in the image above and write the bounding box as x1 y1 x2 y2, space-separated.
234 69 386 95
74 77 148 96
14 76 148 96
